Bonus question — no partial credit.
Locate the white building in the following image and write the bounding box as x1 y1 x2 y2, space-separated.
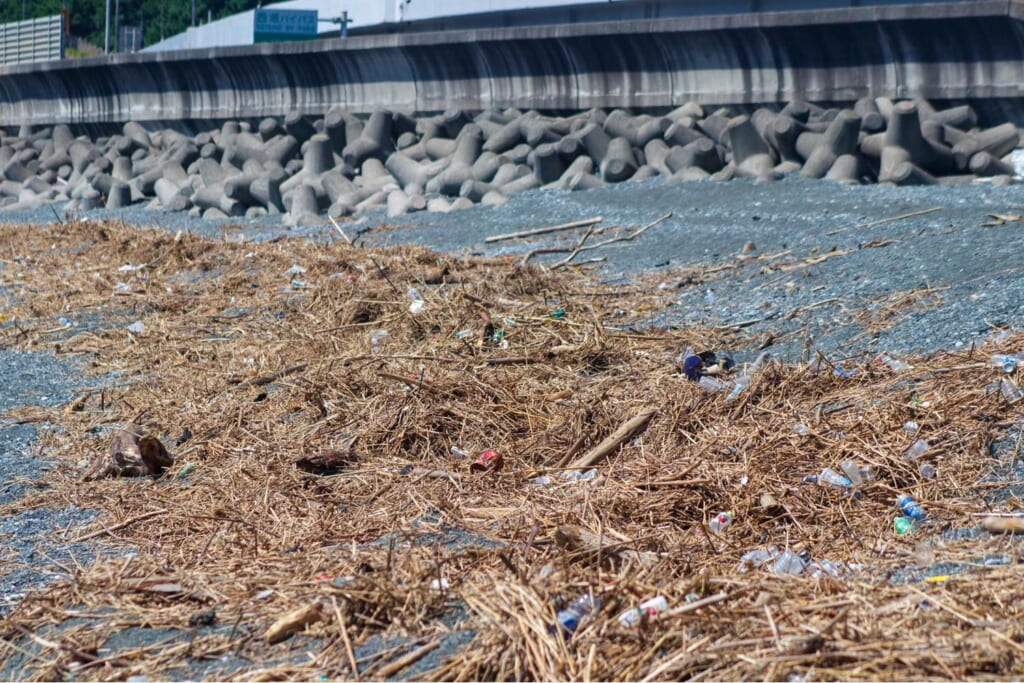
144 0 610 52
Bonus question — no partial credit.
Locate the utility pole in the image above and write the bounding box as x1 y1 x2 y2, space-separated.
192 0 197 27
104 0 111 53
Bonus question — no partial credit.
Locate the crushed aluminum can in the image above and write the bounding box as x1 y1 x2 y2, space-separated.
470 449 503 473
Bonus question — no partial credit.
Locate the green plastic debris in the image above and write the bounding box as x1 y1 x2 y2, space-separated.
894 516 915 534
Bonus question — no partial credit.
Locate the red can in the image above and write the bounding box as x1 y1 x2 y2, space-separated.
470 449 503 473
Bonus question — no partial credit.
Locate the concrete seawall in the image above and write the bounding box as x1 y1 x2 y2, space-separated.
2 1 1024 129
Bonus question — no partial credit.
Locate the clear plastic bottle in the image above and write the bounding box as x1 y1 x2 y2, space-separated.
555 592 600 634
991 354 1020 374
1001 378 1022 403
919 462 936 479
903 421 920 435
560 469 598 482
370 329 389 352
450 446 471 459
454 329 475 340
905 438 929 460
839 459 864 485
879 354 911 373
408 287 425 313
772 549 806 575
709 511 733 534
817 467 852 489
617 596 669 626
738 546 778 571
896 494 926 521
726 376 751 401
698 376 726 392
792 423 810 435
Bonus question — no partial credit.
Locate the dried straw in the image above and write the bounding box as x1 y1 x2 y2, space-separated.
0 218 1020 681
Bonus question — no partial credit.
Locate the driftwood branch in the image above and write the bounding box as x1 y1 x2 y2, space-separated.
265 603 324 644
234 363 308 388
485 216 602 243
550 212 673 269
566 408 657 469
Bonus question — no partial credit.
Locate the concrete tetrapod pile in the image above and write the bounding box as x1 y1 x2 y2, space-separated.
0 98 1020 224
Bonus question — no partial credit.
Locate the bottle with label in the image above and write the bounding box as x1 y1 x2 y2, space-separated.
817 467 852 489
555 592 600 634
896 494 926 521
991 354 1021 373
709 511 733 534
618 596 669 626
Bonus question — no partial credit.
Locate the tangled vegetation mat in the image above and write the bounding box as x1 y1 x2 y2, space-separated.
0 218 1023 681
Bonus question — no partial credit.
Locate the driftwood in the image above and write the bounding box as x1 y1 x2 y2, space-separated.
553 523 660 567
981 516 1024 534
484 216 602 243
264 603 324 644
566 408 657 469
85 423 173 481
549 213 673 269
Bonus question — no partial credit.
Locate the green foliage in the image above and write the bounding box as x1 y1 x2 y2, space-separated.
2 0 264 49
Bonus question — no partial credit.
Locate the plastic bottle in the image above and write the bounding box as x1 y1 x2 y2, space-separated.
450 446 471 459
903 421 920 435
408 289 425 312
893 516 915 534
698 376 726 392
991 354 1020 373
792 423 810 435
370 329 388 351
879 354 911 373
896 494 926 521
560 469 598 482
772 549 806 575
817 467 853 489
709 511 733 534
919 462 936 479
738 546 778 571
454 329 475 340
555 592 600 634
905 438 929 460
726 376 750 401
1001 378 1022 403
833 365 857 378
839 459 864 485
618 596 669 626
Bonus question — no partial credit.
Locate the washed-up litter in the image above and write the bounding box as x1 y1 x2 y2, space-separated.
1 219 1023 681
618 596 668 626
